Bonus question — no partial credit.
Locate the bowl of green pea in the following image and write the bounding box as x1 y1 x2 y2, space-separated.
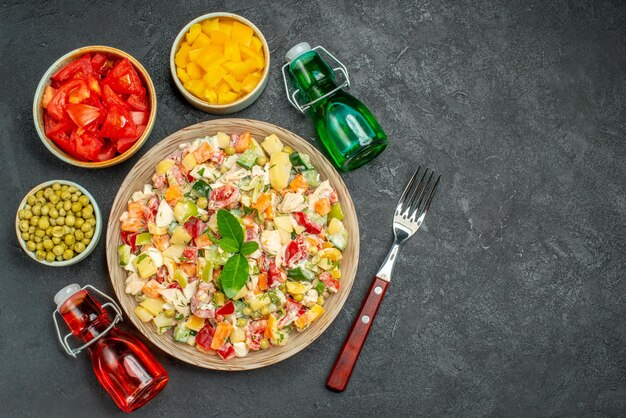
15 180 102 266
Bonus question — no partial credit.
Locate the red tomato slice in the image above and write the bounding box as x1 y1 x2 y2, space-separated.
115 136 139 154
65 103 101 128
100 104 136 139
103 58 144 95
127 93 148 111
46 79 89 120
44 113 73 139
102 84 130 109
71 129 103 161
215 301 235 316
91 53 108 74
130 111 148 126
94 139 116 161
41 86 57 109
51 54 92 82
86 75 101 96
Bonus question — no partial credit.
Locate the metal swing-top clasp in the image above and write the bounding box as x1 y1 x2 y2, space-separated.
52 284 123 358
281 45 351 113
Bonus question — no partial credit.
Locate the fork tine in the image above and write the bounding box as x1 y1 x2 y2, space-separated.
403 169 433 217
395 165 422 215
412 174 440 223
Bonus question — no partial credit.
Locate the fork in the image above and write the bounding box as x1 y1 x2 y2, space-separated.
326 166 440 392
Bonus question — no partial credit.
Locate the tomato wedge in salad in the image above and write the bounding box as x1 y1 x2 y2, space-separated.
41 52 150 162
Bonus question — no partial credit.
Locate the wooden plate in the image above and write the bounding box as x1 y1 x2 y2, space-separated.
106 119 359 370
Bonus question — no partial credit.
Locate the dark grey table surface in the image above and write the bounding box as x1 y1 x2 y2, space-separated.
1 1 624 416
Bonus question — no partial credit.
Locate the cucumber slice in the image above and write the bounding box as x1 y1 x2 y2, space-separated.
328 228 348 250
117 244 131 266
301 169 320 187
237 150 258 168
135 233 152 246
289 152 314 170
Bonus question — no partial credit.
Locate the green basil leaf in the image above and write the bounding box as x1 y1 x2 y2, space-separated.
217 209 244 248
218 237 240 253
240 241 259 256
221 253 249 298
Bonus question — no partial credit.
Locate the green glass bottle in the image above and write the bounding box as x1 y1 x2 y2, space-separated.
283 43 387 171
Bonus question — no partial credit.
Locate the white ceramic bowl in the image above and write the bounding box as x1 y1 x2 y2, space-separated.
16 180 102 267
169 12 270 114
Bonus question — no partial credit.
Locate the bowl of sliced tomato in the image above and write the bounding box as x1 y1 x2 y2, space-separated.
33 46 157 168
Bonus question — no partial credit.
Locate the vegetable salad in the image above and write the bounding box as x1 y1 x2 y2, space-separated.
118 131 348 360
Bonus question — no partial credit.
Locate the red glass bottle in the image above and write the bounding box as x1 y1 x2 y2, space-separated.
53 284 168 412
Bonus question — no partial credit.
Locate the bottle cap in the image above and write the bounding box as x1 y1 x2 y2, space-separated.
54 283 81 309
285 42 312 62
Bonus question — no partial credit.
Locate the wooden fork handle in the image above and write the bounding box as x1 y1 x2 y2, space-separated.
326 276 389 392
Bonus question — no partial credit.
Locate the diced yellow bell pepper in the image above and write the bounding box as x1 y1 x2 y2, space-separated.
186 23 202 43
191 32 211 50
241 73 260 94
135 306 154 323
186 62 204 80
250 35 263 52
208 29 230 45
319 247 342 262
216 80 231 95
224 39 241 62
201 18 219 35
188 47 203 63
177 67 190 84
185 79 206 98
223 74 241 92
175 42 191 68
140 297 166 316
194 45 221 71
232 21 253 46
156 159 175 175
331 268 341 279
210 322 233 350
214 291 225 306
185 314 206 332
217 21 232 36
294 304 325 330
203 65 227 88
266 314 278 340
203 88 218 104
286 281 308 295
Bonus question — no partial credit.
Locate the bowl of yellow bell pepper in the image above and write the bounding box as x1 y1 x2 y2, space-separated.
170 12 270 114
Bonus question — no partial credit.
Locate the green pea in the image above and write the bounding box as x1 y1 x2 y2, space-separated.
70 193 78 202
71 202 82 213
259 338 270 349
56 217 65 226
35 190 44 198
52 182 61 191
28 226 35 233
60 249 73 260
84 230 93 239
75 218 84 228
164 309 176 318
21 232 30 241
87 218 96 226
36 197 46 205
35 229 45 238
56 201 63 209
78 195 90 206
19 220 29 232
236 318 247 327
200 214 209 222
256 156 267 166
242 307 252 316
36 250 46 260
63 200 72 211
74 242 86 253
26 241 36 251
59 209 66 217
52 237 61 245
32 204 41 215
64 235 75 246
29 216 39 226
52 245 64 256
65 215 75 226
75 230 84 241
27 195 37 205
61 191 71 201
67 186 77 194
49 208 59 218
225 146 236 155
63 225 72 235
82 238 91 246
43 205 52 216
43 188 52 198
46 252 56 263
196 197 208 209
49 218 57 226
36 243 43 251
51 226 64 237
23 210 33 219
61 184 68 191
293 294 304 302
80 222 92 233
49 194 59 204
43 239 54 250
82 206 93 218
39 218 50 230
34 236 42 243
